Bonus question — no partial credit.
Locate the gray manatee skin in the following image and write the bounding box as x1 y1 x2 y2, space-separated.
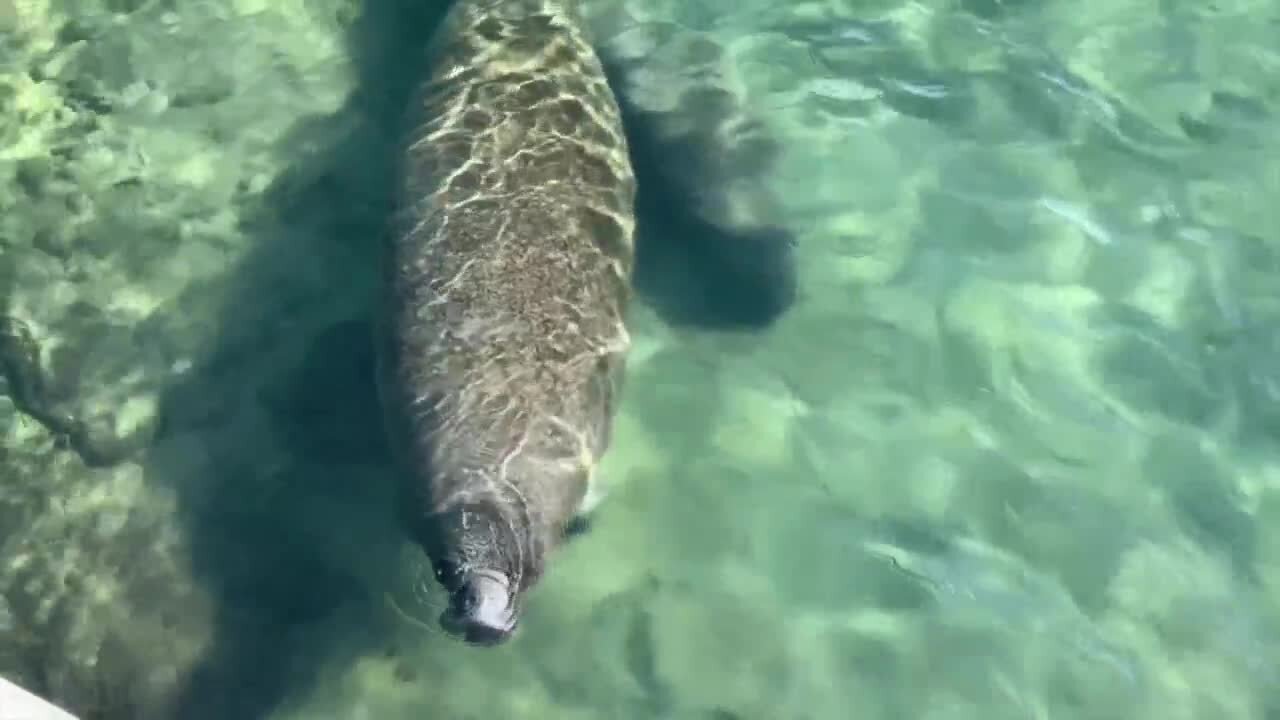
378 0 798 647
378 0 636 646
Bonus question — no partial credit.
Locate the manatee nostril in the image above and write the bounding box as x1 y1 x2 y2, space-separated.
441 570 517 646
458 581 483 615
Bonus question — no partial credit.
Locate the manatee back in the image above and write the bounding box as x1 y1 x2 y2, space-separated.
384 0 638 534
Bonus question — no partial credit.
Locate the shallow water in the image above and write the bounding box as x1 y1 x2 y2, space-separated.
2 0 1279 718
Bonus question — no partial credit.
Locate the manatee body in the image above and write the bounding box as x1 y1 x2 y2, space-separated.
378 0 636 645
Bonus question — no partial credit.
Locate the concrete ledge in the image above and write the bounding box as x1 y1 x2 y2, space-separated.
0 678 78 720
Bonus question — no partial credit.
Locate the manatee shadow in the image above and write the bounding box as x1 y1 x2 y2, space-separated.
626 117 799 331
609 68 800 332
143 1 450 718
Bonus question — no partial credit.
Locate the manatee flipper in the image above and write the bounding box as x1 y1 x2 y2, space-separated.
592 15 799 330
563 458 615 539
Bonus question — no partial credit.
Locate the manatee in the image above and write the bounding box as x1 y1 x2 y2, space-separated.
378 0 796 646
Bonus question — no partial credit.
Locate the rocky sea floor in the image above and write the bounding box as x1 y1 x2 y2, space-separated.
3 0 1280 718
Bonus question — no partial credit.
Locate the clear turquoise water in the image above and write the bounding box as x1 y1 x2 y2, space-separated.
1 0 1279 718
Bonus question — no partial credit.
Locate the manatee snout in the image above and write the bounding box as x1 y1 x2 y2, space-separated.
439 568 518 646
425 502 534 647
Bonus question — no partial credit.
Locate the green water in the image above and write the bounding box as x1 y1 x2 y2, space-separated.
2 0 1279 718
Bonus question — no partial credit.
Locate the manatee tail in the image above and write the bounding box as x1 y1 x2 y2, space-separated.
596 18 799 331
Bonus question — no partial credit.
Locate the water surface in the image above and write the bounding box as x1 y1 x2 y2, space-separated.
1 0 1278 718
